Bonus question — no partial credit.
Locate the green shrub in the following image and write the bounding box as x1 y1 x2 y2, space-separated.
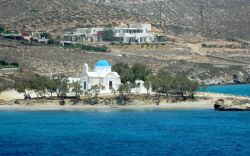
48 39 55 45
40 32 51 39
112 63 152 83
10 63 19 67
80 44 109 52
20 40 29 45
4 35 15 40
0 60 19 68
102 29 115 41
0 60 8 66
0 25 5 33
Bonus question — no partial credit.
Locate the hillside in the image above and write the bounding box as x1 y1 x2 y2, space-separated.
0 0 154 33
92 0 250 40
1 0 249 40
0 0 249 87
0 37 249 85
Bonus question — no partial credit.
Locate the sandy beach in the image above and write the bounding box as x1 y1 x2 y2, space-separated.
0 90 249 111
0 100 215 111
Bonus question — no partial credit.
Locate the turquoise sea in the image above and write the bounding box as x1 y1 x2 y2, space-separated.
0 84 250 155
204 84 250 97
0 110 250 156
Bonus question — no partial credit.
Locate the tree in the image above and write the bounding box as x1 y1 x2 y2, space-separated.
72 81 82 98
56 77 69 99
159 71 173 97
46 77 59 99
144 76 152 95
14 77 32 99
10 62 19 67
132 63 152 81
40 32 51 39
112 63 152 84
148 70 200 101
84 89 93 99
112 63 134 83
29 76 48 98
150 71 172 97
47 39 55 45
118 83 133 98
46 76 69 99
90 84 104 99
102 29 115 41
117 83 133 105
172 74 200 99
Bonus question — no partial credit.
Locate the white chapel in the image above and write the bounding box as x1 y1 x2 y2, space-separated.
81 60 121 94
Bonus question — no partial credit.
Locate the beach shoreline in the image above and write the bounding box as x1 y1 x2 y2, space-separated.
0 101 215 111
0 90 249 111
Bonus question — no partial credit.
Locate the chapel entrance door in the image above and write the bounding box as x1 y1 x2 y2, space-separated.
109 81 113 90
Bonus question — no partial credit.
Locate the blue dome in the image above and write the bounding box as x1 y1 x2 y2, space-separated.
95 60 111 67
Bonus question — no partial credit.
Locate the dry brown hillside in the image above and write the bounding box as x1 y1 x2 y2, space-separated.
1 0 249 40
0 37 249 85
0 0 249 86
94 0 250 40
0 0 155 33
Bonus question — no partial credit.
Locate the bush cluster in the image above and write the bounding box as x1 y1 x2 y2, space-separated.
63 44 110 52
113 63 201 101
112 63 152 84
0 60 19 68
13 75 73 100
81 44 109 52
0 25 5 33
147 71 201 99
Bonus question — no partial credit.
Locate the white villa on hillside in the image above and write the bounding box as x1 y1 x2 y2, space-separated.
76 28 103 42
62 32 84 46
61 23 158 45
81 60 121 94
113 23 155 43
62 28 103 46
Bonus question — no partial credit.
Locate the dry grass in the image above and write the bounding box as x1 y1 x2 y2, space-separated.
0 0 155 34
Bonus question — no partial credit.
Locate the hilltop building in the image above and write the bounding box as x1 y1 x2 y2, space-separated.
62 28 103 46
61 23 158 45
76 28 103 42
81 60 121 94
61 32 84 46
113 23 155 43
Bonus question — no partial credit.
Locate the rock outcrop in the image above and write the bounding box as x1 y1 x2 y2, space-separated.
214 99 250 111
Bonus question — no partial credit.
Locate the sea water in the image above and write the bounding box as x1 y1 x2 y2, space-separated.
0 110 250 156
204 84 250 97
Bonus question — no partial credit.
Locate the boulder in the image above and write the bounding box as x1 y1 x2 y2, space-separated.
214 102 250 111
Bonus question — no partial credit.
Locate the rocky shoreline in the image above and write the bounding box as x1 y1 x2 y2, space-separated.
214 104 250 111
214 99 250 111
